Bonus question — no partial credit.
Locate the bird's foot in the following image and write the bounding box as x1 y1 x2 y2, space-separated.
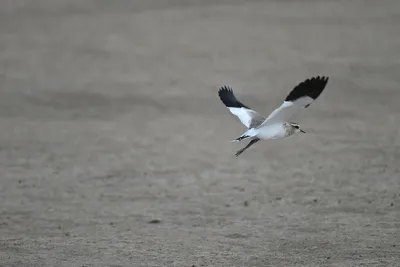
231 135 249 142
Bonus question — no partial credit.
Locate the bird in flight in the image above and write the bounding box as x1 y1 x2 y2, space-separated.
218 76 329 157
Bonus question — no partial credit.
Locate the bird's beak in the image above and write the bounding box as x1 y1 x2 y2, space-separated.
299 129 306 134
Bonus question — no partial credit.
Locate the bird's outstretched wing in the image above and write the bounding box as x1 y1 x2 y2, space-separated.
258 76 329 127
218 86 265 128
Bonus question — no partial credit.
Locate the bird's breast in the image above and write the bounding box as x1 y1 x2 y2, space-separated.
256 124 287 140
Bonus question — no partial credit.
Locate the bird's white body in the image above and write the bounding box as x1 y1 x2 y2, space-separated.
218 76 329 156
256 123 294 140
239 123 292 140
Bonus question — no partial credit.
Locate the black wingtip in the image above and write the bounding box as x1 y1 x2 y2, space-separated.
285 75 329 102
218 86 249 109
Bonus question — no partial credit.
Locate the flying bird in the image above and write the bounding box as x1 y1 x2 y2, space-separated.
218 76 329 156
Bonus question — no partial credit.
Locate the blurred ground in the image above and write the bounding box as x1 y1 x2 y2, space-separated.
0 0 399 266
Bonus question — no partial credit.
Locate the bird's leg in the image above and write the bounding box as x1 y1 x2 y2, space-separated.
235 138 260 157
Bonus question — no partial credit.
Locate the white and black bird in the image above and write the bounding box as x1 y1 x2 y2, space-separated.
218 76 329 157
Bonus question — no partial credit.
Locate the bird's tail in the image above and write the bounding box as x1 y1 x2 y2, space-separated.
231 128 258 142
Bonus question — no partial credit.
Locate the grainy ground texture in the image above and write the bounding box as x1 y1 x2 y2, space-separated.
0 0 399 266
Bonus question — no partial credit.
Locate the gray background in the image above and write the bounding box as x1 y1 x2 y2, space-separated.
0 0 399 266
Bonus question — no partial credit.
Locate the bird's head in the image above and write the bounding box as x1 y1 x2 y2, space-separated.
289 122 306 134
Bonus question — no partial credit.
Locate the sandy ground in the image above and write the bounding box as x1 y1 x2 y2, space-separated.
0 0 399 266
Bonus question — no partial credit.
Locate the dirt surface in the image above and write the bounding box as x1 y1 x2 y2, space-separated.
0 0 399 266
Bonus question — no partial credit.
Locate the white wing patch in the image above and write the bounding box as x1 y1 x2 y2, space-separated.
259 96 314 127
259 75 329 127
228 107 262 128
